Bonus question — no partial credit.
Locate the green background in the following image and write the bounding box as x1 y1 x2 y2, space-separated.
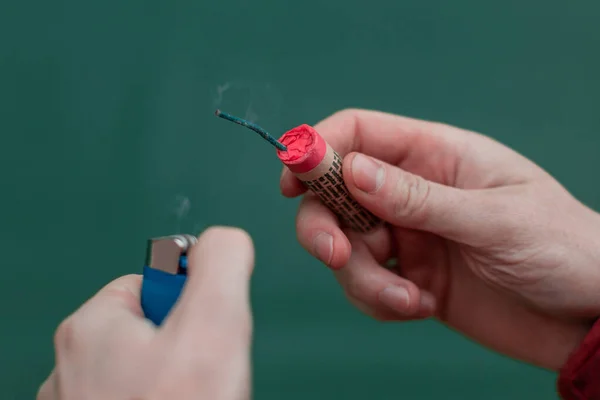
1 1 598 398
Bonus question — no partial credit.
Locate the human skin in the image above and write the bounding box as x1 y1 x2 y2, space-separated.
37 227 255 400
280 108 600 371
36 109 600 399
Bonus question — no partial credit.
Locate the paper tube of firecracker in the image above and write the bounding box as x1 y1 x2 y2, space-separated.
216 110 381 233
277 124 381 233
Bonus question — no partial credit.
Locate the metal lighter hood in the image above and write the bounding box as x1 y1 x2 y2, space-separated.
145 234 197 274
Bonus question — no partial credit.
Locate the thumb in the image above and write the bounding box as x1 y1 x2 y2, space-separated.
343 152 491 242
165 226 255 339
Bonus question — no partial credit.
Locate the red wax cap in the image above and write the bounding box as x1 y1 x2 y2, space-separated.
276 124 327 174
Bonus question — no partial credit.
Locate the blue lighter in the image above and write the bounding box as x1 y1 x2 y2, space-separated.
141 234 197 326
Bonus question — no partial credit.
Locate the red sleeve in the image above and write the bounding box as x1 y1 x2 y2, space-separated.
558 318 600 400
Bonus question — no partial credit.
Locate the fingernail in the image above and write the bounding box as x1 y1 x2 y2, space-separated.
419 292 436 314
378 286 409 312
313 232 333 265
351 154 385 193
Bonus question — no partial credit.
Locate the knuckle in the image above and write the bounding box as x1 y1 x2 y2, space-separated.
344 274 369 303
36 371 57 400
295 197 311 230
54 316 77 352
391 172 431 223
295 195 326 248
54 310 96 355
36 382 51 400
345 293 390 321
331 109 362 139
333 108 361 119
295 228 314 256
36 387 46 400
103 284 141 312
295 215 312 251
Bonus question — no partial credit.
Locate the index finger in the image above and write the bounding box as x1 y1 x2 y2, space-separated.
280 108 451 197
79 274 146 319
56 274 155 350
